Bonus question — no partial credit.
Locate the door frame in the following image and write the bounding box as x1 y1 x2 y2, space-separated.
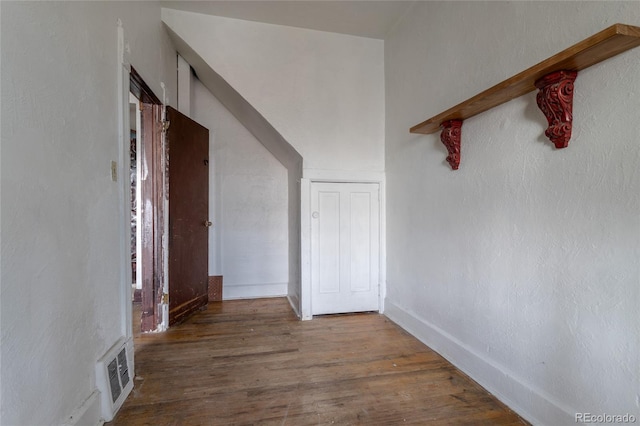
300 172 386 320
130 67 166 332
119 60 133 339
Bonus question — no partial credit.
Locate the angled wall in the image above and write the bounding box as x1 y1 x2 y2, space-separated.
163 22 303 312
162 9 385 315
161 8 385 176
191 77 290 300
385 2 640 424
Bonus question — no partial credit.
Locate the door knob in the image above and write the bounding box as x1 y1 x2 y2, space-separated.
204 220 213 227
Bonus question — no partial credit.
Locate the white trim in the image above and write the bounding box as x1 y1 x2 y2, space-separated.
287 294 301 318
63 390 102 426
384 299 574 426
115 22 135 423
223 283 288 300
377 177 386 313
117 20 133 340
300 178 313 320
301 174 385 320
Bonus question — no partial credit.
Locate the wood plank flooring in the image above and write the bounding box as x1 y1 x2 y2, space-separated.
109 298 528 425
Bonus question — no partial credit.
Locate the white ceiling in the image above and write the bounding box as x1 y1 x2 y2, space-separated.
159 1 416 39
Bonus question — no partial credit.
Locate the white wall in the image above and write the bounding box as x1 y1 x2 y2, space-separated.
385 2 640 425
162 9 385 317
161 9 385 176
191 78 289 299
1 2 176 424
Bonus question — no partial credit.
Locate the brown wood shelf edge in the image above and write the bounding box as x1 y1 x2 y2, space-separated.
410 24 640 135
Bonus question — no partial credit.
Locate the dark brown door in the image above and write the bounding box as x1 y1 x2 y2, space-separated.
166 106 209 325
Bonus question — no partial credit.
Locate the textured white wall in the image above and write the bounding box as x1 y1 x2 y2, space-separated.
161 9 385 176
192 79 289 299
163 9 384 315
1 2 176 424
385 2 640 424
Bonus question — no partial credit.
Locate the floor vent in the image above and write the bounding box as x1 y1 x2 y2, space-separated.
96 337 133 421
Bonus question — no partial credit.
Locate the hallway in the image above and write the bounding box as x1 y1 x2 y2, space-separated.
110 298 527 425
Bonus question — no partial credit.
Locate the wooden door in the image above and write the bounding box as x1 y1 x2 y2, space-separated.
311 182 380 315
166 106 210 325
139 102 164 332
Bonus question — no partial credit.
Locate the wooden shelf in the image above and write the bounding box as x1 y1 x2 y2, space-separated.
410 24 640 135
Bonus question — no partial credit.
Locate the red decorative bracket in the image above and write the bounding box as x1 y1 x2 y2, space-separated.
440 120 463 170
535 70 578 149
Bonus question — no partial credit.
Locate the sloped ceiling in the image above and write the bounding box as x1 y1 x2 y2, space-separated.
159 1 415 39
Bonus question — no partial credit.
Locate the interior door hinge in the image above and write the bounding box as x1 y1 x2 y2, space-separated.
162 120 170 132
161 293 169 304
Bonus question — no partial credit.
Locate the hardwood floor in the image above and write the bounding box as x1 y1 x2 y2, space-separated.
111 298 528 425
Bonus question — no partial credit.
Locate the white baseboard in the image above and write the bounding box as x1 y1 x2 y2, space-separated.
63 390 103 426
223 283 288 300
384 299 574 426
287 293 301 318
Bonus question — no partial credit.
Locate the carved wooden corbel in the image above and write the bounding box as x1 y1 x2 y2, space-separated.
440 120 463 170
535 70 578 149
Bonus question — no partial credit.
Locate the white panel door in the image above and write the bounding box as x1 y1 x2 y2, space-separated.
311 182 380 315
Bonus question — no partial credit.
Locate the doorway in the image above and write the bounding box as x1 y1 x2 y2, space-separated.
129 93 140 301
310 182 381 315
129 67 164 333
128 67 211 333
